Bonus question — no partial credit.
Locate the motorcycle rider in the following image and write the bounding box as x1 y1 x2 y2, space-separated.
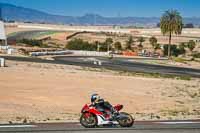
90 93 118 120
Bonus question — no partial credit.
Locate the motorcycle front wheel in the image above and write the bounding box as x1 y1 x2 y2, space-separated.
117 112 134 127
80 113 97 128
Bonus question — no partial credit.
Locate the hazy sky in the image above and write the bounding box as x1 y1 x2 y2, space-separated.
0 0 199 17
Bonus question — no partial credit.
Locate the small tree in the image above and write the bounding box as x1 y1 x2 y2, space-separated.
137 37 145 48
99 42 108 52
114 41 122 51
149 36 158 50
154 43 161 50
178 43 186 55
187 40 196 52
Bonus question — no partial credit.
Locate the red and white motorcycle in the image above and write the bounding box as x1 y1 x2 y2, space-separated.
80 104 134 128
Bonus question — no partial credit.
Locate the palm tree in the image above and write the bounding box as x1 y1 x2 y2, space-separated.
105 38 113 52
137 37 145 48
125 36 134 50
94 41 100 52
160 10 183 58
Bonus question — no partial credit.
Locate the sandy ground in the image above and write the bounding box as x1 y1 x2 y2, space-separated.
0 60 200 124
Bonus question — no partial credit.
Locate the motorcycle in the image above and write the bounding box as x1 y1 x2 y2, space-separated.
80 104 134 128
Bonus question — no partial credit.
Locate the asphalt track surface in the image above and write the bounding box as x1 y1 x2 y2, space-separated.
1 55 200 78
0 120 200 133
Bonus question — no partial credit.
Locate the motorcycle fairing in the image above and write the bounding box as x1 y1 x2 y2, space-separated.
96 115 118 125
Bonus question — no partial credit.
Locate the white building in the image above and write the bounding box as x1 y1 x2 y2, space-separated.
0 21 8 50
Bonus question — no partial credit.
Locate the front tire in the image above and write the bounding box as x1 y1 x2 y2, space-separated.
80 113 97 128
117 112 134 127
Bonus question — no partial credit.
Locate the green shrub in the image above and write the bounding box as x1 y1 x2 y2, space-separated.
66 38 97 51
187 40 196 52
96 42 107 52
114 41 122 51
17 39 48 48
192 53 200 58
163 44 186 57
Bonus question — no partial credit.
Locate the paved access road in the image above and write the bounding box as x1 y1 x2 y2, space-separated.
0 120 200 133
1 55 200 78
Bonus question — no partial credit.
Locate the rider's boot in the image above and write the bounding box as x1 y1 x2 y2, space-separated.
109 108 119 121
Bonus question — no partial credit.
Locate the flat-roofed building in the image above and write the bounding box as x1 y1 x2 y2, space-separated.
0 21 7 47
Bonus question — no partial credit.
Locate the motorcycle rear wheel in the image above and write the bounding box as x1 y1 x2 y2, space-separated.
80 113 97 128
117 112 134 127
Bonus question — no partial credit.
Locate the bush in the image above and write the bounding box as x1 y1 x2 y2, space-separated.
178 43 186 55
192 53 200 58
18 48 29 55
163 44 185 57
98 42 108 52
114 41 122 51
187 40 196 52
66 39 97 51
17 39 48 48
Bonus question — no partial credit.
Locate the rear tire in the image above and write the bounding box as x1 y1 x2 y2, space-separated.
80 113 97 128
117 112 134 127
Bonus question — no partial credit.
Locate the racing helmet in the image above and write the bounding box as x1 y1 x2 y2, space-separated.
91 93 100 103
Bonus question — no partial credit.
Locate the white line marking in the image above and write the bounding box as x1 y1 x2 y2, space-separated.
0 125 37 128
154 121 200 124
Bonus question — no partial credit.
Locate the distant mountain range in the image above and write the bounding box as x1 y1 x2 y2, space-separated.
1 2 200 27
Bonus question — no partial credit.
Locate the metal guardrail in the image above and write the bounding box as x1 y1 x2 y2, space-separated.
30 50 109 56
30 51 72 56
69 50 109 56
